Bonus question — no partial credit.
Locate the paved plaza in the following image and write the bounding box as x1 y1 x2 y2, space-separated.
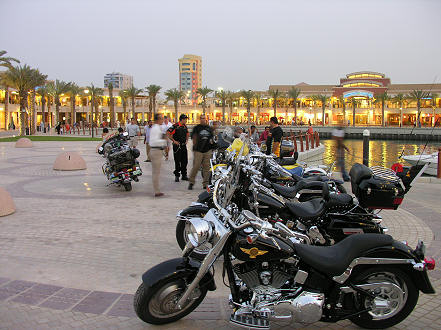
0 140 440 329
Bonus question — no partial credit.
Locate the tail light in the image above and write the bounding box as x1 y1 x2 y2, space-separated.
393 197 403 205
424 257 436 270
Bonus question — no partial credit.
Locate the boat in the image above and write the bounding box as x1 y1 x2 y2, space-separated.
402 153 438 176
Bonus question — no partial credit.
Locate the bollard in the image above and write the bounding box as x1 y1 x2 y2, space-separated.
293 134 297 152
305 134 310 151
299 133 304 152
315 132 320 147
363 129 370 167
310 133 314 149
438 147 441 179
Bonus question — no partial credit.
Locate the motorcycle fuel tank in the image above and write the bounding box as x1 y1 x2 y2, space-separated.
232 229 294 261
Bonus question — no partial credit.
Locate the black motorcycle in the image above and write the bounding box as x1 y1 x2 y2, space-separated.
135 202 436 329
175 162 425 259
98 132 142 191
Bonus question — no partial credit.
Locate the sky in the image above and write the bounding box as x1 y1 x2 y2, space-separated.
2 0 441 93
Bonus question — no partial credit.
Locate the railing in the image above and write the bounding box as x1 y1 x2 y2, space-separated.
284 130 320 152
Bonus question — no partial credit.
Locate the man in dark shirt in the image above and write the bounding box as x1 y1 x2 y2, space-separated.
188 114 215 190
266 117 283 157
167 114 189 182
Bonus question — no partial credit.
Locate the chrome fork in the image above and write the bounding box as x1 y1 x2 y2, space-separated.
176 230 232 308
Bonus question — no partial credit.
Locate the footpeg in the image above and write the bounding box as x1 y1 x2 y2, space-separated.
230 313 270 329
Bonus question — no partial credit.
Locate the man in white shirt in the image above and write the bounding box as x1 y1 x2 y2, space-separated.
149 114 167 197
125 118 140 148
161 116 173 160
144 120 153 162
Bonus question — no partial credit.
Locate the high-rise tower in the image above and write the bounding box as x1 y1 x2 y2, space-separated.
178 54 202 105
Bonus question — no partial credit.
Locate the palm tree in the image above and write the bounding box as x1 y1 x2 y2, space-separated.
374 92 389 127
430 93 438 126
36 85 49 129
119 89 129 123
392 93 406 127
225 91 236 124
107 82 115 127
254 93 262 125
350 98 360 127
240 90 255 129
288 87 301 124
407 90 430 128
29 69 47 134
3 65 39 135
196 87 213 115
0 50 19 68
145 84 162 119
125 86 143 119
0 51 19 130
269 89 280 117
338 95 346 125
215 89 227 123
47 79 72 124
312 94 329 126
67 83 82 126
86 84 103 133
165 88 185 122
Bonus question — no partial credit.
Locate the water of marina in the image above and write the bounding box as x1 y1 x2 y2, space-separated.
321 139 440 170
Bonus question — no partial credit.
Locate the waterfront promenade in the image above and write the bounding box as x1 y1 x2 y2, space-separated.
0 140 440 329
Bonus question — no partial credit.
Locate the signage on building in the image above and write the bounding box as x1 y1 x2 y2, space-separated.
343 90 374 98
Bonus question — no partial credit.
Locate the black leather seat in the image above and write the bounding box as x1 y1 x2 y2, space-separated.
272 181 325 199
286 198 326 219
326 193 353 208
277 158 297 166
294 234 393 276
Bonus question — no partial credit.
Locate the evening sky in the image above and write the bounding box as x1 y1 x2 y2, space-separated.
2 0 441 93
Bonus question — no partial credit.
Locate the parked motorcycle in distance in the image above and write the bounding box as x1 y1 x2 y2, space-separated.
135 175 436 329
98 131 142 191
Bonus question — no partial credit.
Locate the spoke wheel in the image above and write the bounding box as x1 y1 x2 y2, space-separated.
349 266 419 329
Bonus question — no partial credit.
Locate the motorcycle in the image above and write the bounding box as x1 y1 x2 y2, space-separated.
175 143 426 258
135 176 436 329
98 132 142 191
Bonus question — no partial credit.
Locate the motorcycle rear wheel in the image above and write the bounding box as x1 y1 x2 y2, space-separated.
123 182 132 191
134 276 207 325
349 266 418 329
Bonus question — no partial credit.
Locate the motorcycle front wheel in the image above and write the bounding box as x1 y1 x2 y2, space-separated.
349 266 418 329
134 275 207 325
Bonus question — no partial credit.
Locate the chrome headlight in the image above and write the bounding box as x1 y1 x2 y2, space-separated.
187 218 213 247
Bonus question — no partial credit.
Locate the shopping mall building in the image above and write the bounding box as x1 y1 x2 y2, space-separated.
0 71 440 129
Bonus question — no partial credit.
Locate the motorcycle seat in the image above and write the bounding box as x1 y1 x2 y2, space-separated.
277 157 298 166
285 198 326 219
294 234 393 276
326 193 353 208
272 181 325 199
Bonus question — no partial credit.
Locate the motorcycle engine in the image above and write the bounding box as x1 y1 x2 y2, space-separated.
233 261 294 290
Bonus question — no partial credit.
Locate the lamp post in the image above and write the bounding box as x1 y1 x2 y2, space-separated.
84 89 92 138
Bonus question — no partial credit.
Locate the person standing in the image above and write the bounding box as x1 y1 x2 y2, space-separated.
258 126 270 146
144 120 153 162
249 125 259 143
167 114 189 182
149 114 166 197
188 114 215 190
125 118 140 148
161 116 173 161
332 126 350 182
266 117 283 157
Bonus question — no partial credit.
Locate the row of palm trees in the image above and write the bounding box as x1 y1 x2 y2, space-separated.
1 50 438 135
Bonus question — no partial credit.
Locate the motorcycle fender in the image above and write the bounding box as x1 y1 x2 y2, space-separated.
256 193 285 209
362 241 435 294
177 205 210 221
197 191 213 204
142 257 216 291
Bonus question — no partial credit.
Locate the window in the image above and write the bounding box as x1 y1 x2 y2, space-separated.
343 82 381 88
193 63 196 70
182 63 190 66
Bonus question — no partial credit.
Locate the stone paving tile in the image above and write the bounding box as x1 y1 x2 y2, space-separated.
71 290 121 314
0 280 35 301
11 283 63 305
106 293 136 318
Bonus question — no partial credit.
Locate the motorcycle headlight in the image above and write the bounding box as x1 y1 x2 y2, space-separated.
187 218 213 247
